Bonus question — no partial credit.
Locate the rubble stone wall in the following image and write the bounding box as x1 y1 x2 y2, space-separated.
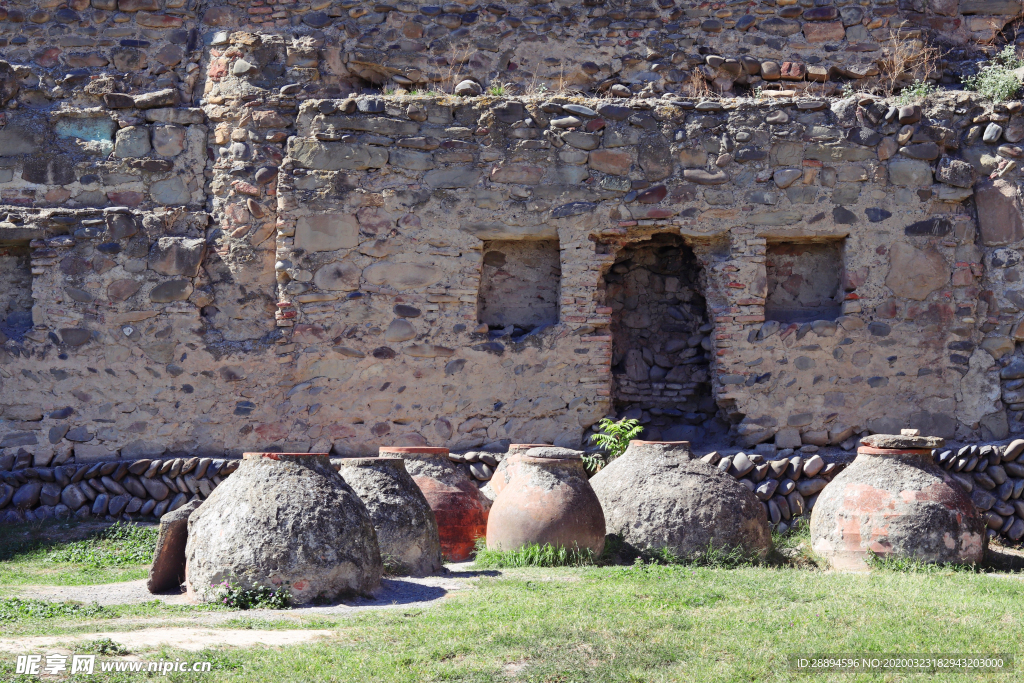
2 2 1024 466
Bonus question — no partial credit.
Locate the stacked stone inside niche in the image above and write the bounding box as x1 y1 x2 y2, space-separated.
605 233 717 442
0 241 32 340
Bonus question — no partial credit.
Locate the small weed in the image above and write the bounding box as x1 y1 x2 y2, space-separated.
877 30 939 98
683 68 714 99
772 516 810 550
865 551 980 574
474 540 596 568
0 597 110 622
382 555 410 577
487 82 509 96
964 45 1024 102
769 518 823 568
214 579 291 610
75 637 129 656
897 80 938 104
46 522 157 568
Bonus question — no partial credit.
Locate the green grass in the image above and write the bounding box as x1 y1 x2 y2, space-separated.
3 565 1020 681
46 522 157 567
0 520 157 587
474 541 597 568
2 522 1024 680
0 596 111 622
0 598 222 636
865 551 980 574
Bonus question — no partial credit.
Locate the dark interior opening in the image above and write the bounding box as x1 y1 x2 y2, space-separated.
604 233 721 443
0 242 32 341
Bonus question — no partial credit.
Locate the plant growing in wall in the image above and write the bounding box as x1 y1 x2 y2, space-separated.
964 45 1024 103
586 418 643 473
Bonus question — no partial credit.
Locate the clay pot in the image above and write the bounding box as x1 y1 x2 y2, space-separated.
590 441 771 560
486 447 606 555
186 453 382 604
491 443 549 497
810 438 986 571
383 446 489 562
338 457 443 576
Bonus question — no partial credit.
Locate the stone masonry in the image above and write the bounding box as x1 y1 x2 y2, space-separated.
4 0 1024 472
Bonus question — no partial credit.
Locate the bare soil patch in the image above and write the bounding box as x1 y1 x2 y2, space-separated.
0 627 339 653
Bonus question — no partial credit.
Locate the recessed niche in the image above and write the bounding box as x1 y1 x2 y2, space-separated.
604 233 716 443
477 240 560 331
0 243 32 339
765 241 843 323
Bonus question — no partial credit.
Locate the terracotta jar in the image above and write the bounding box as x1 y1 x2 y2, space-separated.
490 443 550 497
486 447 606 555
338 457 443 576
186 453 382 604
382 446 489 562
590 441 770 560
810 433 986 571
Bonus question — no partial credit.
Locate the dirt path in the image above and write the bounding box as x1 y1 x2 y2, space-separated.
13 570 480 611
0 628 340 653
2 566 494 653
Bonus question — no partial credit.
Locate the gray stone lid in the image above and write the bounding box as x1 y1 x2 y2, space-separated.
860 434 945 449
524 447 583 460
338 457 405 468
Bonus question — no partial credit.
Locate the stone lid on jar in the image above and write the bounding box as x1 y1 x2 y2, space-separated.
243 452 330 460
524 446 582 461
339 456 405 468
379 446 449 455
860 431 944 450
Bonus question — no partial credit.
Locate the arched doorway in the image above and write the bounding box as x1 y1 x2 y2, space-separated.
603 233 719 443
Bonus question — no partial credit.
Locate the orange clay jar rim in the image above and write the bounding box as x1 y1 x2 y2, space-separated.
378 446 450 454
243 452 330 460
857 446 933 455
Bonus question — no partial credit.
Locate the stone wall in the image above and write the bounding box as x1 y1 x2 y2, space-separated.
4 2 1024 465
193 0 1024 99
0 451 240 525
10 439 1024 549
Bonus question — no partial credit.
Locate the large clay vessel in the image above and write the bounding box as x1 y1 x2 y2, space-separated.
590 441 771 560
490 443 549 497
486 447 606 555
185 453 382 604
811 433 985 570
383 446 489 562
338 457 443 576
